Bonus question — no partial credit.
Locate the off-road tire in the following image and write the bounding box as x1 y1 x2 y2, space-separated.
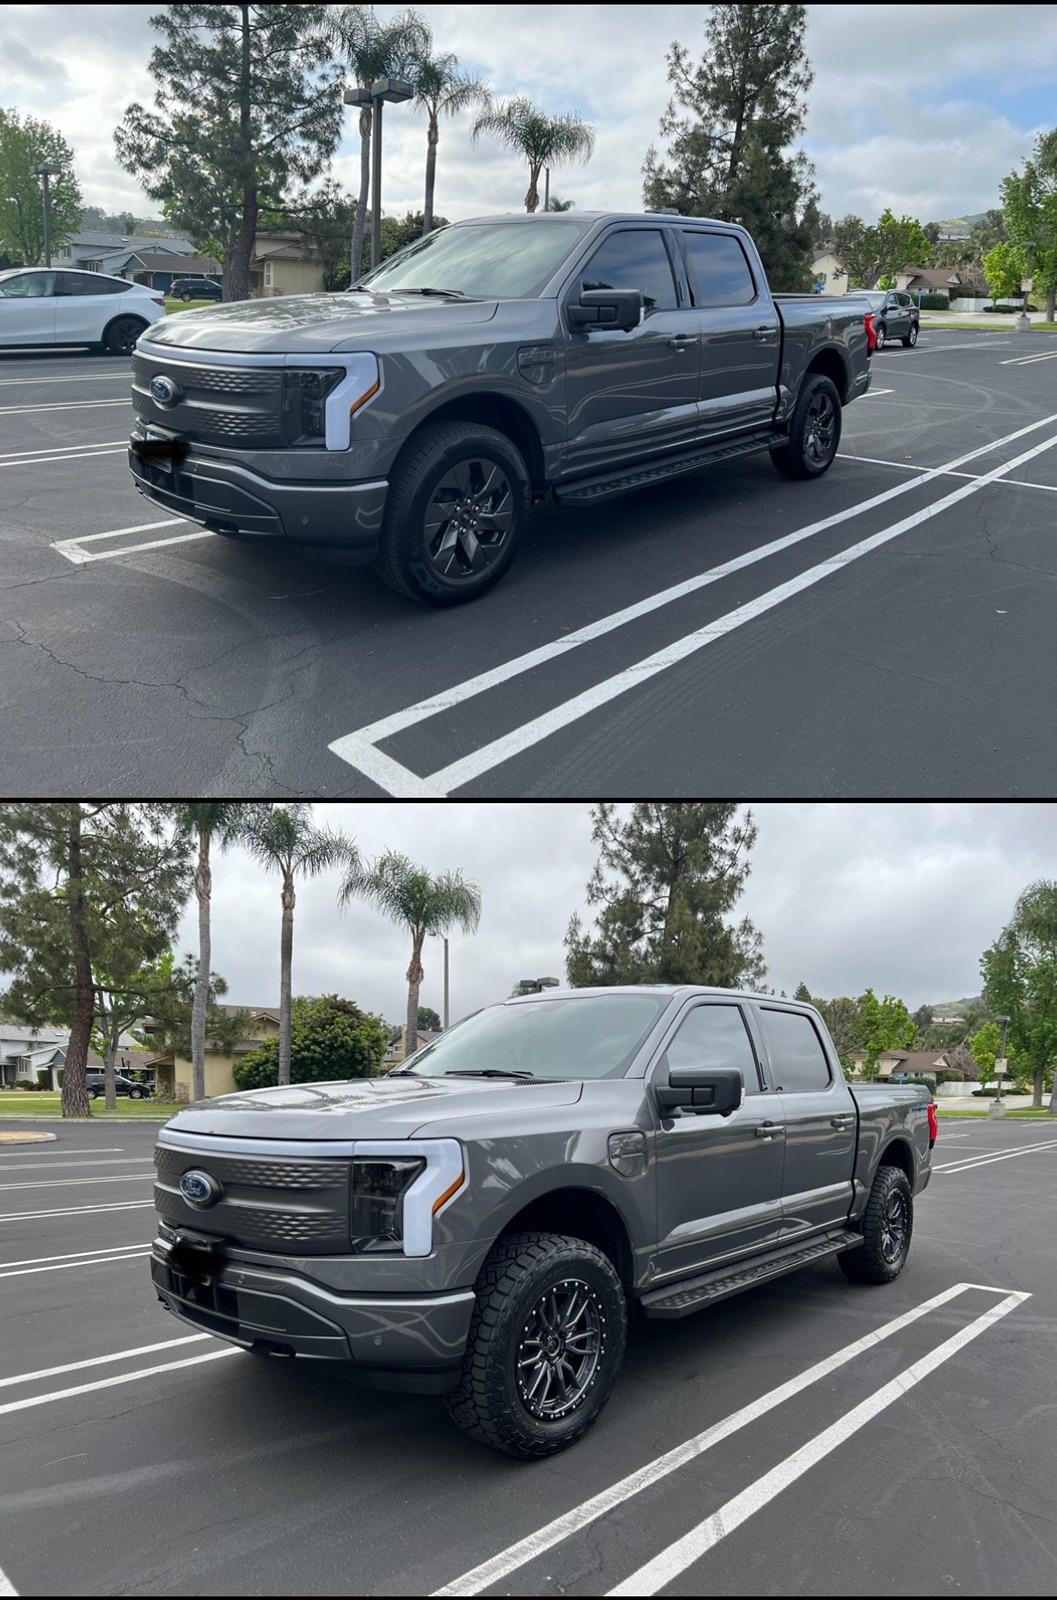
445 1230 627 1459
373 421 531 606
769 373 843 481
839 1164 914 1284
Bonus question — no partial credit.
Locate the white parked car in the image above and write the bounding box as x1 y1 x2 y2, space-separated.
0 267 168 354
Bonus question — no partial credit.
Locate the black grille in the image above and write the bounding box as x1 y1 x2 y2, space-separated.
131 351 284 449
153 1144 351 1253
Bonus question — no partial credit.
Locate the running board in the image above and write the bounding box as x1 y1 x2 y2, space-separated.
554 432 787 506
640 1229 863 1319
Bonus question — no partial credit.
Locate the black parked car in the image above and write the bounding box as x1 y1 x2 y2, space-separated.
863 290 919 349
86 1071 151 1100
170 278 222 303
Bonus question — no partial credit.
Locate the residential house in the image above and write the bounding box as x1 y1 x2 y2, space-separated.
128 250 222 293
894 267 973 298
0 1023 69 1087
51 231 220 291
847 1049 968 1080
811 248 849 294
382 1025 442 1068
250 232 325 298
145 1004 281 1101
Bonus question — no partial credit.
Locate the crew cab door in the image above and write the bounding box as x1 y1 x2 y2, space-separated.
677 228 781 439
561 225 701 478
650 999 785 1281
0 270 57 345
752 1004 857 1240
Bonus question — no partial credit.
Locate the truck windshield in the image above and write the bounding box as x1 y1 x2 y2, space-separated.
357 221 588 301
396 994 666 1081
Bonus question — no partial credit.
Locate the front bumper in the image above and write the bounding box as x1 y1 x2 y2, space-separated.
150 1238 475 1394
128 440 387 559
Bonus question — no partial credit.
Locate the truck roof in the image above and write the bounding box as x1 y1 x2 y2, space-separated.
504 984 815 1008
454 211 734 229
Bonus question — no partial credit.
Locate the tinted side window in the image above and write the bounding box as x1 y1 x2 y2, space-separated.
0 272 56 299
579 229 676 313
666 1004 761 1089
758 1009 832 1092
57 272 110 296
682 232 756 306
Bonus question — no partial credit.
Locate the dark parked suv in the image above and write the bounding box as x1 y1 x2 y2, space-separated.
170 278 222 302
863 290 919 349
87 1071 151 1099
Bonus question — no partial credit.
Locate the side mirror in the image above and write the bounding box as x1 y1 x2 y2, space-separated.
568 287 643 332
656 1066 743 1116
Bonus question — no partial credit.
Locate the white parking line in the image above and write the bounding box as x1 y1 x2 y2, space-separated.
857 388 893 397
1001 349 1057 366
0 1334 208 1392
0 1243 153 1271
336 415 1057 796
0 398 130 416
51 516 211 566
0 1158 154 1171
0 447 128 470
933 1137 1057 1174
0 1562 15 1597
608 1289 1029 1596
0 440 126 461
0 1200 154 1222
0 1146 124 1156
332 409 1057 794
0 1249 149 1279
0 1173 154 1191
0 1347 239 1418
433 1282 1010 1596
838 453 1057 493
0 372 129 386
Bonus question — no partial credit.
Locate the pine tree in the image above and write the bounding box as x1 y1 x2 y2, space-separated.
793 982 813 1002
565 804 765 990
642 5 818 291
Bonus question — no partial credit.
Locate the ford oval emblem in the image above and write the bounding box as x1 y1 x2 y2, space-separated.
150 374 179 406
179 1169 222 1207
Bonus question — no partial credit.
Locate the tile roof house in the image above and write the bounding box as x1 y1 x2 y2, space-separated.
848 1049 969 1079
894 267 972 295
250 232 325 297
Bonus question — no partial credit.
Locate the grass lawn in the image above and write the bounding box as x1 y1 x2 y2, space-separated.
0 1092 171 1117
163 297 218 314
936 1107 1056 1118
919 317 1057 333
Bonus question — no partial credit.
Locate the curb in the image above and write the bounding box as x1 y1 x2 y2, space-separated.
0 1129 58 1143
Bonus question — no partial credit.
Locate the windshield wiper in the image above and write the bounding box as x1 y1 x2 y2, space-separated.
442 1068 536 1080
392 286 473 300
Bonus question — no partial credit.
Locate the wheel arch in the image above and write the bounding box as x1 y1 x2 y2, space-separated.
875 1136 915 1183
101 310 150 348
491 1183 636 1290
804 344 852 404
395 391 547 496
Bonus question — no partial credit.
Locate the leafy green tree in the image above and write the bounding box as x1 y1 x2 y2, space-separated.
0 110 82 265
983 240 1026 307
240 806 358 1086
168 803 252 1103
855 988 916 1079
116 4 343 301
1002 130 1057 321
147 952 250 1063
417 1005 442 1033
545 194 575 212
982 880 1057 1108
377 208 450 270
565 804 765 991
0 806 191 1118
912 1003 933 1034
472 98 594 214
834 209 931 290
814 995 861 1075
343 853 481 1056
413 46 489 234
969 1019 1003 1076
642 5 818 291
233 994 387 1089
328 5 431 279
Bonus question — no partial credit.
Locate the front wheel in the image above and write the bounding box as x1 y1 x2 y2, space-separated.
180 292 192 302
769 374 843 481
902 323 918 348
445 1231 627 1458
839 1165 914 1284
875 322 887 350
102 316 146 355
129 1087 144 1099
373 421 531 606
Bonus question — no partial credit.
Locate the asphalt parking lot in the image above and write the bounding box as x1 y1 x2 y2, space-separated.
0 1114 1053 1596
2 328 1057 797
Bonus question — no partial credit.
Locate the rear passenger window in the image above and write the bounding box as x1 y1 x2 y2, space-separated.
758 1009 831 1092
57 272 112 296
579 229 677 313
666 1004 761 1090
682 232 756 306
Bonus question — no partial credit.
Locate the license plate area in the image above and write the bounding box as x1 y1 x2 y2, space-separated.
130 428 188 476
169 1234 225 1285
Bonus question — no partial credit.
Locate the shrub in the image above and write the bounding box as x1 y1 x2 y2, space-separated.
233 994 389 1091
14 1079 35 1091
983 302 1038 313
917 293 949 309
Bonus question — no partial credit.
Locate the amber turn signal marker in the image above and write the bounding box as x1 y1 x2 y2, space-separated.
349 379 381 415
432 1171 465 1213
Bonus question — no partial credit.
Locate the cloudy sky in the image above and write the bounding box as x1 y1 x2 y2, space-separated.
3 4 1056 229
174 803 1057 1026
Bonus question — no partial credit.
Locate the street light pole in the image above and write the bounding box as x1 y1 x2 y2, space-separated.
344 78 413 276
31 162 62 268
443 936 450 1031
1016 243 1035 333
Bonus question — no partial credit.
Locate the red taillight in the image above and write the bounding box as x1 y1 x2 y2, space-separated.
152 297 166 307
864 311 877 353
927 1102 938 1144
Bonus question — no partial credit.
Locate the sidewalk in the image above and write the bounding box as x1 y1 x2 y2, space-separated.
919 310 1055 329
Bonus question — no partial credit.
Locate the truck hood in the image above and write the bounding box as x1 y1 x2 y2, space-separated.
163 1073 584 1142
145 290 499 356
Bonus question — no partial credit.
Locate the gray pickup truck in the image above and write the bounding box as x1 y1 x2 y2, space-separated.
151 985 934 1458
128 212 872 606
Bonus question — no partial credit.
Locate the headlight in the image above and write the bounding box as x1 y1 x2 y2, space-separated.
281 367 343 447
350 1158 424 1253
349 1141 465 1256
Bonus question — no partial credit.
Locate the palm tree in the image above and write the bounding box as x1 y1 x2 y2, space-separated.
240 805 358 1086
329 5 430 278
169 804 251 1103
413 51 489 235
342 853 481 1057
471 98 594 213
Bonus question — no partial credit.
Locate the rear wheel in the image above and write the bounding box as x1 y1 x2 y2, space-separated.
102 316 147 355
373 421 531 606
445 1231 627 1458
839 1165 914 1284
875 322 887 350
129 1087 144 1099
769 374 842 481
902 323 918 348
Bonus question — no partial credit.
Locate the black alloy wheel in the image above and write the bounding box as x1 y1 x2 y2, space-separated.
422 456 514 584
804 386 838 468
903 322 918 348
875 322 887 349
516 1277 606 1421
104 317 145 356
